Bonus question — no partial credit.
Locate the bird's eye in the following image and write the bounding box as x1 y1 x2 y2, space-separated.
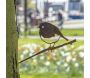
42 26 44 28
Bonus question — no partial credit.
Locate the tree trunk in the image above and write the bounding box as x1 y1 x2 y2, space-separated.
6 0 20 78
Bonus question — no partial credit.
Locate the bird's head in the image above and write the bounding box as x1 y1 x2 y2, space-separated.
39 22 46 30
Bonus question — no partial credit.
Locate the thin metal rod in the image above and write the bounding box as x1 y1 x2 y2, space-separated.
19 39 76 63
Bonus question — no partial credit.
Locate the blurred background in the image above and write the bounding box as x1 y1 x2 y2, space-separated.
17 0 84 78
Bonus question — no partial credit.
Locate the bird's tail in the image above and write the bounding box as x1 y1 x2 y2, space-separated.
59 31 68 41
61 35 68 41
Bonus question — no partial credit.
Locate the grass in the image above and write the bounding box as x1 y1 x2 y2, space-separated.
20 73 83 78
60 29 84 36
18 38 84 48
29 28 84 36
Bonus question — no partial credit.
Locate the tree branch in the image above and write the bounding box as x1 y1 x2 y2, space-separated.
19 39 76 63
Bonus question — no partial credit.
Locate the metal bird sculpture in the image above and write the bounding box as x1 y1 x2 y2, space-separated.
39 22 69 49
18 22 76 63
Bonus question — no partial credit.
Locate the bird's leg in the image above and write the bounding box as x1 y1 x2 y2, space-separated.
49 43 56 58
50 43 55 53
49 44 51 51
51 43 55 52
53 42 55 48
46 44 51 52
48 44 53 53
45 44 52 57
50 44 53 53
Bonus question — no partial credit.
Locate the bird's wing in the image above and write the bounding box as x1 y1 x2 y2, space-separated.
54 27 68 41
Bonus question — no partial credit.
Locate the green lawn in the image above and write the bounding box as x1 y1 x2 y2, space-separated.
18 38 84 48
20 73 83 78
29 28 84 36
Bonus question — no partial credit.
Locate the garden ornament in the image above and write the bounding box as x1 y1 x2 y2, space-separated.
39 22 69 51
19 23 76 63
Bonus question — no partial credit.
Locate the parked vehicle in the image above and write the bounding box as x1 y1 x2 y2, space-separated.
68 0 84 19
